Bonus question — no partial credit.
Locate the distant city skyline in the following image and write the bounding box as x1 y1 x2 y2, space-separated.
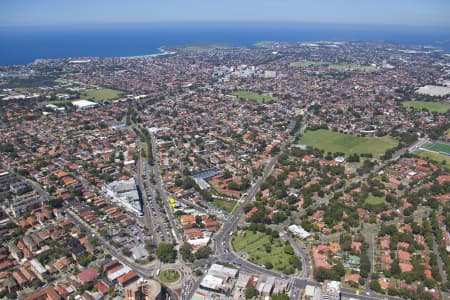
1 0 450 28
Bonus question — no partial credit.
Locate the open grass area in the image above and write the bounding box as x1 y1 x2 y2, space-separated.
159 269 180 283
298 129 398 157
80 88 124 102
417 150 450 171
213 198 236 213
289 61 378 72
231 231 296 273
232 90 277 103
365 195 386 205
47 88 124 105
402 101 450 114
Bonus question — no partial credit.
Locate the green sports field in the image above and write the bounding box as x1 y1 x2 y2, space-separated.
80 88 124 102
402 101 450 114
365 196 386 205
232 90 277 103
426 143 450 154
298 129 398 157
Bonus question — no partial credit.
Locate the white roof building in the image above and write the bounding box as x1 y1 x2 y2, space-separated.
322 280 341 300
209 263 239 279
200 274 224 291
187 237 210 249
72 100 98 110
288 224 311 239
334 156 346 163
304 285 322 300
131 245 149 260
45 104 65 112
107 265 131 282
103 178 142 215
30 259 47 275
416 85 450 97
193 177 210 190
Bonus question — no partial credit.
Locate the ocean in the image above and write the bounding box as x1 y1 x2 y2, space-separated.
0 22 449 66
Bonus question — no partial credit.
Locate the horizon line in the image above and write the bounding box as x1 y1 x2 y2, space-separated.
1 20 450 30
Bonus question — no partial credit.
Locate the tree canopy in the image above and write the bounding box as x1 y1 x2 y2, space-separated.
156 243 176 263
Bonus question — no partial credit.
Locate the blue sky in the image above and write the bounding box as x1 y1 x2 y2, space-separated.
1 0 450 27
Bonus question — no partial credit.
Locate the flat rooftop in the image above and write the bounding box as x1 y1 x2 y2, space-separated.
416 85 450 96
72 99 98 108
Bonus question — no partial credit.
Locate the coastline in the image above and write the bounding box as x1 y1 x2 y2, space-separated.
1 24 449 66
28 48 177 66
121 47 177 59
14 39 450 67
15 40 449 67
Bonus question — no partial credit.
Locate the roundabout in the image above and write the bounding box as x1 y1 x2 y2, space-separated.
159 268 181 284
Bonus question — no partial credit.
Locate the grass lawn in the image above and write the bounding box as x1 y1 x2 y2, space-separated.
159 269 180 283
298 129 398 157
417 150 450 171
365 195 386 205
80 88 124 102
231 231 296 273
402 101 450 114
289 61 377 72
232 90 277 103
213 198 236 213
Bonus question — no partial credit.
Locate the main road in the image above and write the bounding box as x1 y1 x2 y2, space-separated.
150 133 183 243
214 117 308 255
135 138 158 244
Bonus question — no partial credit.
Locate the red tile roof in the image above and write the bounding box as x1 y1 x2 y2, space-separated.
117 270 138 285
77 268 99 283
95 280 111 295
0 260 13 271
399 262 413 272
344 272 360 283
398 250 411 261
23 287 61 300
351 241 362 253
